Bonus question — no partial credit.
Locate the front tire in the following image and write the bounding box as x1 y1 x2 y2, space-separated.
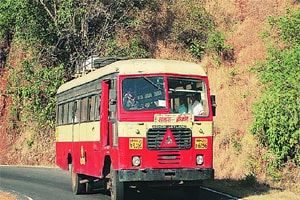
110 165 125 200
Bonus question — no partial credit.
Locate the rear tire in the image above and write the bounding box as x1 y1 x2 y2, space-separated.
110 165 125 200
71 165 85 195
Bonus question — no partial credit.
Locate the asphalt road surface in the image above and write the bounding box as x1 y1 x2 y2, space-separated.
0 165 238 200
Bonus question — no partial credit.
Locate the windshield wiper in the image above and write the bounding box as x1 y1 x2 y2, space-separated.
142 76 162 90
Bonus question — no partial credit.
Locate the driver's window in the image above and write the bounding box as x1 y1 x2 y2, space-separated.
168 77 209 116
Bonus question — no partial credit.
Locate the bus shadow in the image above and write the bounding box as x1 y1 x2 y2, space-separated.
203 178 274 199
88 177 275 200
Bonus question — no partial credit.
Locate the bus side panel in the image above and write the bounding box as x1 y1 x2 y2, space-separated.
56 141 72 171
70 141 107 178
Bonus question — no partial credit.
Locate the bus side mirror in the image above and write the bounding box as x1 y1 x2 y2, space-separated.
211 95 216 116
109 89 117 112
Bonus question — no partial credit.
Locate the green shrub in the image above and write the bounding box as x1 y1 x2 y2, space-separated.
251 8 300 170
7 60 65 129
207 31 234 61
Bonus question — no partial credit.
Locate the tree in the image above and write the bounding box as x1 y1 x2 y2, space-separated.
1 0 151 130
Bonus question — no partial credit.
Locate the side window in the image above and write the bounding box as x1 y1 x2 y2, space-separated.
74 101 79 123
95 94 100 120
68 101 74 123
63 103 68 124
88 96 95 121
168 77 209 116
58 104 63 125
81 97 88 122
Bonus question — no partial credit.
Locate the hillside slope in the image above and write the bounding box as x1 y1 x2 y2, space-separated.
0 0 299 198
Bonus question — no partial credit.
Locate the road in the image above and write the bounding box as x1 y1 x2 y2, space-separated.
0 165 238 200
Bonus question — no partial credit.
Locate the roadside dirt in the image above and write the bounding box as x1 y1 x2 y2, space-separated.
0 191 18 200
0 68 10 165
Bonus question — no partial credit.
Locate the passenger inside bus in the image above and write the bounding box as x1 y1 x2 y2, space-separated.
188 93 204 116
178 97 188 114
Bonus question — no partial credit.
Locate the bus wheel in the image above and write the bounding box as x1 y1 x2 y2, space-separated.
71 165 85 195
109 165 124 200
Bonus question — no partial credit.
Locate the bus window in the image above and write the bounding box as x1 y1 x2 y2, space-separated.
68 102 73 123
88 96 95 121
168 77 209 116
81 97 88 122
74 101 79 123
95 95 100 120
58 104 63 125
63 103 68 124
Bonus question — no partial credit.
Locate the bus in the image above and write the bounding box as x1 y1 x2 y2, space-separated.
56 58 216 200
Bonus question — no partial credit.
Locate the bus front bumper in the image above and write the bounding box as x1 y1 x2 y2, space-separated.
119 168 214 182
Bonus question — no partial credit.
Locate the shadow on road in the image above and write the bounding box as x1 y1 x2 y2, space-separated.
203 178 273 199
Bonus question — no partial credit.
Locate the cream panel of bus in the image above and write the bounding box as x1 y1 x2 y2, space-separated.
79 122 100 142
57 122 100 142
73 124 80 142
191 122 213 137
118 121 213 137
57 124 73 142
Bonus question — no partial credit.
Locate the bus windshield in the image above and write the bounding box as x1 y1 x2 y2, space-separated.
122 76 166 110
122 76 209 116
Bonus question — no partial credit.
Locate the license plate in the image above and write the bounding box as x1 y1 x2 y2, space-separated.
195 138 208 149
129 138 143 149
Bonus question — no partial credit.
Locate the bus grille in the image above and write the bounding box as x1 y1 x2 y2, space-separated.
147 128 192 150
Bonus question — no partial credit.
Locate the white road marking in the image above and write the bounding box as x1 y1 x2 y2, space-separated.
200 186 243 200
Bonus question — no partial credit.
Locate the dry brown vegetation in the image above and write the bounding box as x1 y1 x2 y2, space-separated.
0 0 299 199
153 0 300 197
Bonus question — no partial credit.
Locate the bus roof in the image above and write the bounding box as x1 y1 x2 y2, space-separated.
57 59 207 94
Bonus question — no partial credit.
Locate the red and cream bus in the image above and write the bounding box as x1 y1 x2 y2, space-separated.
56 58 216 200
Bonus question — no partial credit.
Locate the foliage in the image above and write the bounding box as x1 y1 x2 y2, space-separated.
267 7 300 47
1 0 231 133
206 31 234 61
105 36 150 58
7 60 65 128
188 38 205 59
172 0 215 43
251 8 300 170
167 1 233 60
172 0 215 58
1 0 152 131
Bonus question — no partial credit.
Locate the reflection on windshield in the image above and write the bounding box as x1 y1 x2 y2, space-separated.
122 76 166 110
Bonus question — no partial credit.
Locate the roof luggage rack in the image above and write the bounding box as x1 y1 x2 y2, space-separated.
74 56 127 77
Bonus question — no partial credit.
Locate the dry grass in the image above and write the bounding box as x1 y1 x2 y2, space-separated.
244 191 300 200
203 0 300 197
150 0 300 196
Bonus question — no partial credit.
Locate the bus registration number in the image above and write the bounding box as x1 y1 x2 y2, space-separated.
129 138 143 149
195 138 208 149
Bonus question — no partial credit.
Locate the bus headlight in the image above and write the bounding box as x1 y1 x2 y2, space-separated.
132 156 141 167
196 154 204 165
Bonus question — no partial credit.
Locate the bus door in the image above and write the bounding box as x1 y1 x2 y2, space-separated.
100 80 110 147
100 79 117 148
